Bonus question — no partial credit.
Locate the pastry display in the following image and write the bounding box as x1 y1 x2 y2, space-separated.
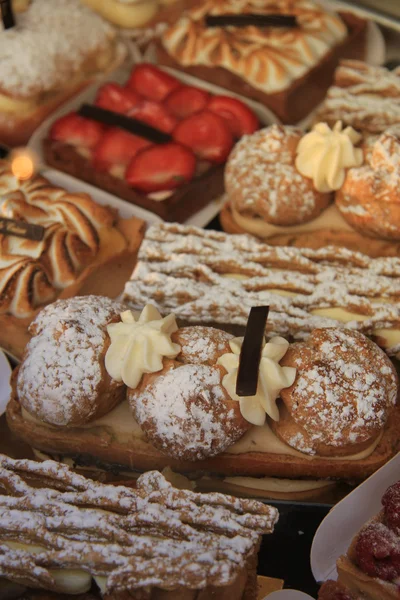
316 60 400 135
43 63 260 222
7 295 400 502
156 0 367 123
221 123 400 257
0 158 145 359
123 222 400 360
0 454 278 597
0 0 124 148
325 480 400 600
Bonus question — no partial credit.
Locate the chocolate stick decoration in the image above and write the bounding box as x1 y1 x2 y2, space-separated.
236 306 269 397
206 14 297 29
78 104 172 144
0 217 45 241
0 0 15 30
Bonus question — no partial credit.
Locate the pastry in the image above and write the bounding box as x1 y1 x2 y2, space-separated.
336 128 400 240
156 0 367 124
123 223 400 360
316 60 400 135
0 454 278 598
17 296 126 427
0 0 122 147
7 297 400 502
318 580 360 599
221 123 400 257
43 63 260 222
276 328 398 458
0 160 132 319
334 480 400 600
128 326 251 460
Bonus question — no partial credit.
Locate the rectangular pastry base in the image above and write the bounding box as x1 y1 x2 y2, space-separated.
0 216 145 361
155 12 367 124
43 139 225 223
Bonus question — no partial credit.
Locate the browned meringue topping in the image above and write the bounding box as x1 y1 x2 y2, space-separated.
0 160 124 317
316 60 400 134
0 454 278 595
161 0 347 95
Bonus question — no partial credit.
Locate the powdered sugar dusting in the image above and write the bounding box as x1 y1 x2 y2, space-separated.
283 328 398 451
0 0 115 98
0 454 278 593
123 223 400 356
176 326 232 365
17 296 123 427
316 60 400 134
225 126 326 225
130 363 246 461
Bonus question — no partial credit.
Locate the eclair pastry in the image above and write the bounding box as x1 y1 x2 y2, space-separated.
0 454 278 598
0 0 122 147
156 0 367 123
221 123 400 257
7 295 400 502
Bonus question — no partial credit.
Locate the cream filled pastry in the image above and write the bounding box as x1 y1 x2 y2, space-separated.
0 0 121 146
0 160 128 318
0 455 278 598
6 294 400 498
222 122 400 256
336 128 400 240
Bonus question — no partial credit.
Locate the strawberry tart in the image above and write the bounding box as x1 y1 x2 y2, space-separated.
43 64 260 221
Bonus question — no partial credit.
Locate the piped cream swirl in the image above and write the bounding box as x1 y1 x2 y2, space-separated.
105 305 181 389
217 336 296 426
295 121 363 192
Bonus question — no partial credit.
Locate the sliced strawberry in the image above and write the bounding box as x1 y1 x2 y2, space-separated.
92 128 152 173
126 143 196 193
127 64 181 102
129 100 178 134
94 83 142 115
164 85 210 119
207 96 259 137
173 110 234 164
49 112 104 149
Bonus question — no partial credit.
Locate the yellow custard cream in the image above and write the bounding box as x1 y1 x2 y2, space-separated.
231 202 354 239
21 401 382 463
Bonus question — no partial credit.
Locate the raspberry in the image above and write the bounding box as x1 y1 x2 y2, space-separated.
355 522 400 581
382 482 400 534
318 580 355 599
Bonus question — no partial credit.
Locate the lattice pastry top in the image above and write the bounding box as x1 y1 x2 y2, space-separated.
0 454 277 595
123 223 400 356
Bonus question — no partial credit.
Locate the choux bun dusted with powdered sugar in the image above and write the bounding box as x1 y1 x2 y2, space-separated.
225 125 332 228
128 326 251 461
275 328 398 457
17 296 125 427
336 128 400 240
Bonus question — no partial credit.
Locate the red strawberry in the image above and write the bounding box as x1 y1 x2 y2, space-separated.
49 112 104 148
126 143 196 193
164 85 210 119
173 110 234 164
207 96 259 137
94 83 141 114
127 64 181 102
129 100 178 134
92 128 152 173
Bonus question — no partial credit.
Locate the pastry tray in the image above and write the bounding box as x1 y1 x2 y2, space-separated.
28 65 278 229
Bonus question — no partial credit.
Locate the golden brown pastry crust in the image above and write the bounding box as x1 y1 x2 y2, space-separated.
276 328 398 457
336 130 400 240
16 296 126 428
128 327 250 461
225 126 332 226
